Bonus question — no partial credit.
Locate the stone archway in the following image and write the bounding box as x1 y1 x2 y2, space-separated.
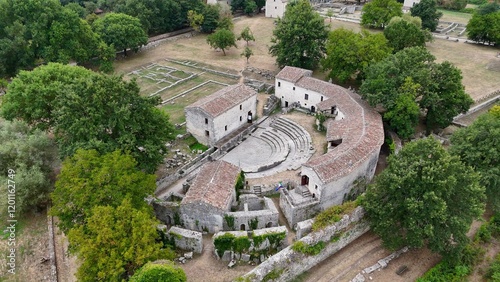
240 224 246 231
266 222 273 228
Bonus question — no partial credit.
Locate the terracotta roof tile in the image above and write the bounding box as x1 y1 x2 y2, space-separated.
181 160 240 210
275 66 312 83
186 84 257 118
275 69 384 183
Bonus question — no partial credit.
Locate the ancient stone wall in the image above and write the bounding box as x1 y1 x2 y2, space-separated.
226 198 279 231
166 226 203 254
239 207 370 282
279 189 320 227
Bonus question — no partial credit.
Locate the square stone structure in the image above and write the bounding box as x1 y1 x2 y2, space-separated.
180 160 240 233
185 84 257 147
275 66 384 226
266 0 288 18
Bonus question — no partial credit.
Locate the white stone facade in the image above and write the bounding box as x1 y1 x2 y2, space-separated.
403 0 420 8
265 0 288 18
185 84 257 146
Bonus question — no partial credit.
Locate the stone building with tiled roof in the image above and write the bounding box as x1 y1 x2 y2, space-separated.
179 160 239 233
276 66 384 226
185 84 257 146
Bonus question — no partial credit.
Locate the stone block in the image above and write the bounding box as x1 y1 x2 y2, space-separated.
184 252 193 259
241 254 251 262
222 250 233 261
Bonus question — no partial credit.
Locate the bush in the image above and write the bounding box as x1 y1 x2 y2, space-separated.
291 241 326 256
130 261 186 282
214 233 236 257
468 0 486 5
460 7 476 13
312 201 357 231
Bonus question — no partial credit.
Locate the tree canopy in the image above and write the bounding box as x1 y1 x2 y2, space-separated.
206 28 237 55
466 11 500 46
384 15 431 52
93 12 148 55
238 26 255 46
269 0 329 70
1 63 174 172
68 198 173 281
450 106 500 214
0 120 59 213
360 47 473 133
363 137 485 257
361 0 403 28
321 28 391 82
410 0 442 31
130 261 187 282
50 149 156 232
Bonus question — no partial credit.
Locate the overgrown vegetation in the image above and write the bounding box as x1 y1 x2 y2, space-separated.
249 217 259 230
233 236 252 254
312 201 358 231
224 214 235 230
262 268 284 282
292 240 326 256
252 231 287 252
214 233 236 257
235 170 246 200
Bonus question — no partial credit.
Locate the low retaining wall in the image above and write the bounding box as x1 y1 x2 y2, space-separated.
165 226 203 254
238 206 370 282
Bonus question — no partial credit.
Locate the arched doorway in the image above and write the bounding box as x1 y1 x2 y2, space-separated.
247 111 253 123
240 224 246 231
301 175 309 186
165 215 172 225
311 106 315 113
266 222 273 228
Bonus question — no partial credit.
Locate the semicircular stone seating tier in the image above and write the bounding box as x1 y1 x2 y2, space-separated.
220 116 314 178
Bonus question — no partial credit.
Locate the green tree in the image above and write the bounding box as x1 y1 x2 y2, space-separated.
238 26 255 46
187 10 204 33
241 46 253 63
410 0 443 31
322 28 391 82
254 0 265 13
0 21 34 77
93 12 148 56
361 0 403 28
364 137 485 257
360 47 472 132
244 0 257 15
231 0 245 12
326 8 334 22
450 107 500 213
0 120 59 213
50 149 156 232
206 28 237 55
130 261 187 282
269 0 328 69
64 2 87 18
438 0 467 10
201 4 219 33
1 63 174 172
384 16 429 52
383 78 420 139
68 198 173 281
466 11 500 45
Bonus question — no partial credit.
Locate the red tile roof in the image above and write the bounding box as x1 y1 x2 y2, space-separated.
186 84 257 118
275 66 312 83
181 160 240 210
277 70 384 183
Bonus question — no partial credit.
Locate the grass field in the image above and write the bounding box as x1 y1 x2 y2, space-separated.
438 8 473 24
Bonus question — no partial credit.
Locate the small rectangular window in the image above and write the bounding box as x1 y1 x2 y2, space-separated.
205 118 208 124
304 94 309 100
293 87 295 90
240 116 242 121
205 130 209 136
240 105 242 110
225 125 228 131
321 96 324 101
278 81 281 87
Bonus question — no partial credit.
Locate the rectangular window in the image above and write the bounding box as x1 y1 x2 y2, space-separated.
321 96 324 101
278 81 281 87
304 94 309 100
205 130 209 136
240 105 242 110
293 87 295 90
225 125 228 131
240 116 242 121
205 118 208 124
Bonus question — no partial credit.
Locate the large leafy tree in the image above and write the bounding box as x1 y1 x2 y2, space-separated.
68 198 173 281
130 261 187 282
450 106 500 213
360 47 473 133
322 28 391 83
384 16 430 52
466 11 500 46
93 12 148 56
1 63 174 172
0 120 59 213
364 137 485 257
410 0 442 32
201 3 220 33
361 0 403 28
269 0 328 69
206 28 237 55
50 149 156 232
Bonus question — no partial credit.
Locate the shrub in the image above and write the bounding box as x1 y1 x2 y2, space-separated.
312 201 357 231
214 233 236 257
234 236 252 254
292 240 326 256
